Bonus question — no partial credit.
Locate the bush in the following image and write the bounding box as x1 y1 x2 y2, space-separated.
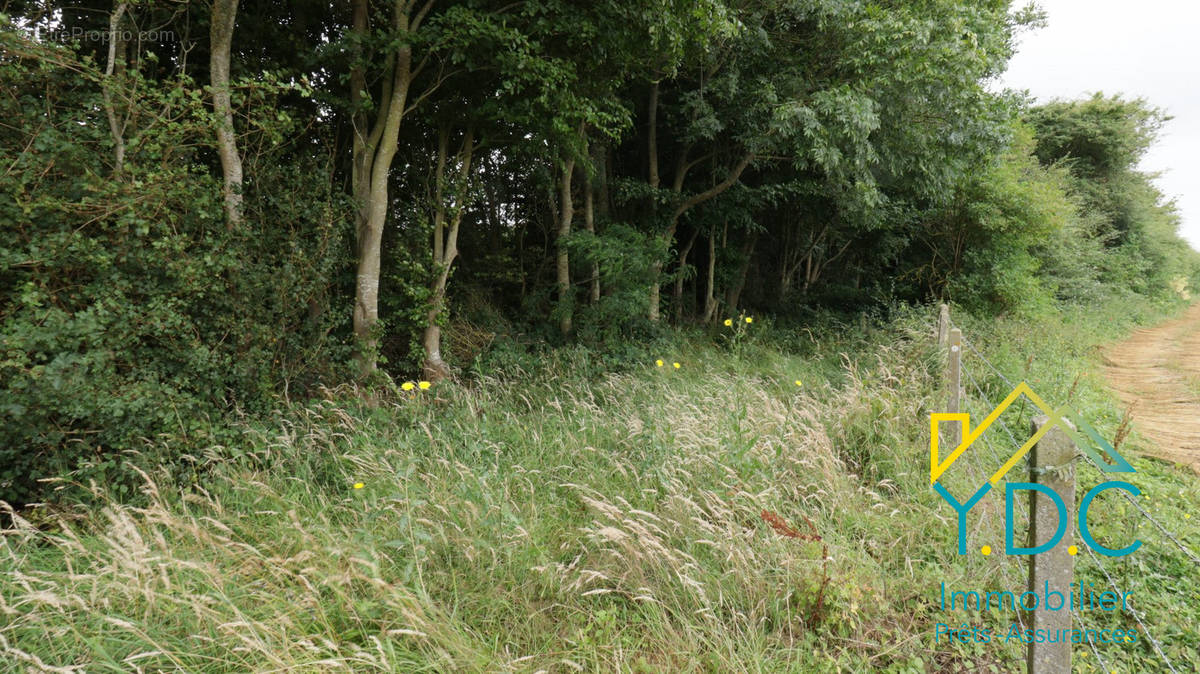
0 40 350 505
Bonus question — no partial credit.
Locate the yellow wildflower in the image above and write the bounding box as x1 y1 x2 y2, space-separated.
795 379 802 387
745 316 753 324
656 359 664 367
672 362 681 369
401 382 415 391
353 482 364 489
723 318 733 327
418 381 432 390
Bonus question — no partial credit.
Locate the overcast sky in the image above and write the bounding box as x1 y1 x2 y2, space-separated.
998 0 1200 251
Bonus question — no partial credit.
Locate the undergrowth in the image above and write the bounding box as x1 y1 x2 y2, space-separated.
2 298 1198 672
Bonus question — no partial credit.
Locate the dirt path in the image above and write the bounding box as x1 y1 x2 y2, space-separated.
1102 302 1200 473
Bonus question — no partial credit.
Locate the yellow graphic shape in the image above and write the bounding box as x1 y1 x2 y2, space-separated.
930 382 1065 485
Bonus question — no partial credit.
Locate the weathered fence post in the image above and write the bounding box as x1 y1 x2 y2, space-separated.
938 303 950 346
947 328 962 449
1026 415 1076 674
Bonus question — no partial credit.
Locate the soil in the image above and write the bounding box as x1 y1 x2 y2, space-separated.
1102 302 1200 473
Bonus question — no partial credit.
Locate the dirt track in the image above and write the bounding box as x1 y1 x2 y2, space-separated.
1102 302 1200 473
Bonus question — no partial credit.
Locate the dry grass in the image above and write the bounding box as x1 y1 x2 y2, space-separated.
5 306 1196 672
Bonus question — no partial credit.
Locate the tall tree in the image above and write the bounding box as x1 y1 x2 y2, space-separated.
422 124 476 380
101 2 129 177
210 0 243 228
347 0 436 376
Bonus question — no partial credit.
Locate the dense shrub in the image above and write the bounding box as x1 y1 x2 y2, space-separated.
0 42 350 505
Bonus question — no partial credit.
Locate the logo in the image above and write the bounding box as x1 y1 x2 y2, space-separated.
930 383 1139 557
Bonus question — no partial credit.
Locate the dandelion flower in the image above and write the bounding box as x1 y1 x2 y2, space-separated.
745 316 753 324
724 318 733 327
401 382 415 391
418 381 432 390
656 359 664 367
353 482 364 489
672 362 681 369
795 379 802 387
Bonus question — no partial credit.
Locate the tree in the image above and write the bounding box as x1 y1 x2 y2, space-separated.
210 0 243 228
347 0 437 377
1027 94 1197 295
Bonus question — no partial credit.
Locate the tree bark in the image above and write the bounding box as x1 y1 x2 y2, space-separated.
702 230 718 323
597 144 611 220
584 150 600 303
647 82 660 191
649 152 753 321
350 0 434 377
102 2 128 178
725 231 758 313
423 126 475 381
210 0 243 229
782 224 826 298
802 235 852 293
557 155 576 336
673 228 700 322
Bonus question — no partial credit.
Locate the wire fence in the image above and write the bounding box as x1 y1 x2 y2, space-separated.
942 312 1196 672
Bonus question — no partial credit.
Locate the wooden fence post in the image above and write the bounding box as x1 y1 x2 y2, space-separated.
938 303 950 346
947 328 962 449
1026 415 1076 674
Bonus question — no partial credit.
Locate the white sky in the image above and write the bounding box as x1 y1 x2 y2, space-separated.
998 0 1200 251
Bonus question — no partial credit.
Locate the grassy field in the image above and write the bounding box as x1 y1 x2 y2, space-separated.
2 299 1198 672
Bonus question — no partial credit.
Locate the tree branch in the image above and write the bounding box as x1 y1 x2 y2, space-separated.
671 152 754 222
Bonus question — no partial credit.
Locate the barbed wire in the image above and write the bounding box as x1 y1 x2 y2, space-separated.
946 316 1016 387
952 364 1029 635
941 309 1188 672
962 336 1018 390
1071 607 1110 671
960 364 1031 466
1075 451 1200 567
950 320 1199 566
1082 542 1179 673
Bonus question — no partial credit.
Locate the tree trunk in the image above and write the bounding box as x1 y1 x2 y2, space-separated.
673 228 699 323
349 0 371 242
779 225 799 300
648 260 667 319
703 231 718 323
210 0 243 229
802 235 852 293
647 82 660 191
645 82 662 321
423 126 475 381
597 144 611 221
557 156 576 336
350 0 429 377
102 3 128 178
584 151 600 303
648 152 753 321
725 231 758 313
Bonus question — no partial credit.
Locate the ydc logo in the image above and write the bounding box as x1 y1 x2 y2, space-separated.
930 383 1140 557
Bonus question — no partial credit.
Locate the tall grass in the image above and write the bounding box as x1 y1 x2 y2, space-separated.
2 302 1197 672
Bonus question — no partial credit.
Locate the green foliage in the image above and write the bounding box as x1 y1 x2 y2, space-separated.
919 96 1200 318
5 301 1196 671
1026 94 1200 300
1028 94 1165 181
565 224 668 345
941 125 1074 315
0 37 350 505
3 0 1198 511
2 4 1198 671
